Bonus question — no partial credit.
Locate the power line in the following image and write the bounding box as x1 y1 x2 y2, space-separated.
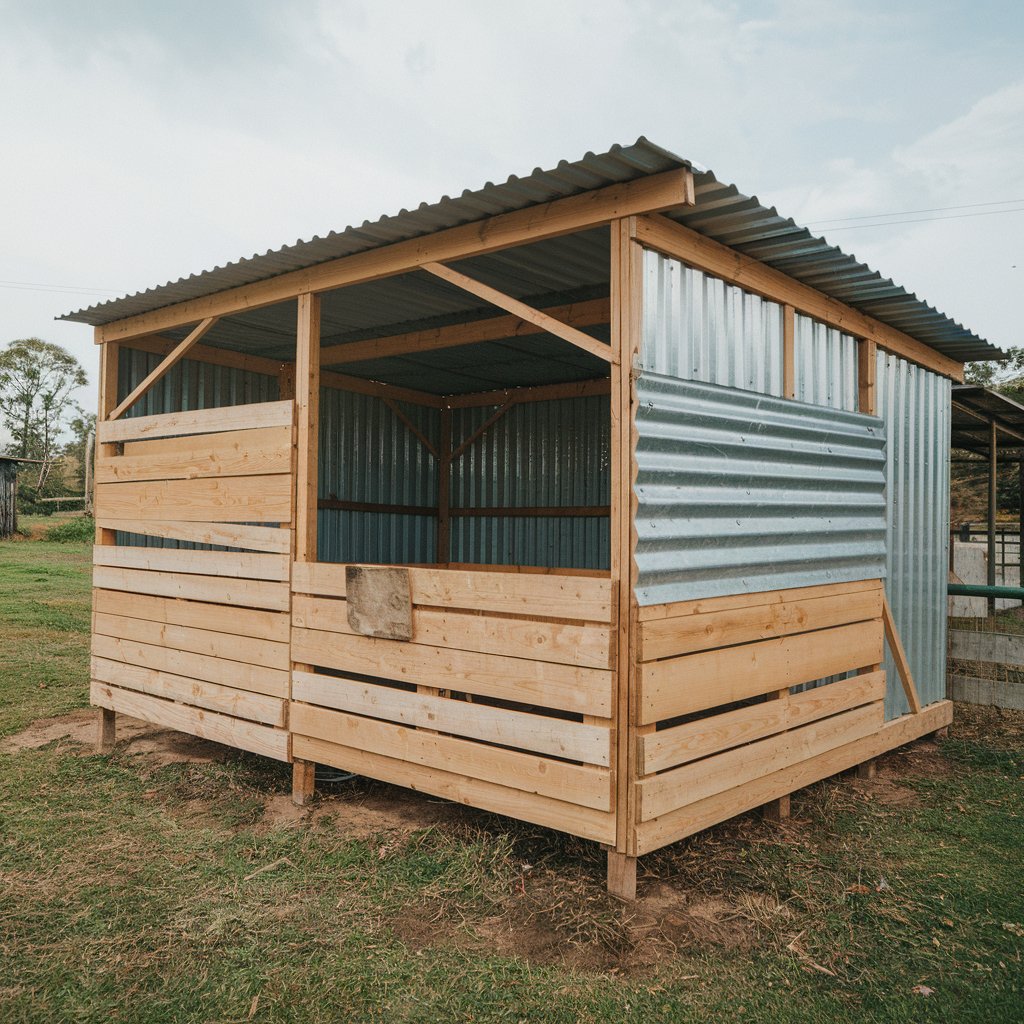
812 206 1024 233
0 279 120 297
805 197 1024 226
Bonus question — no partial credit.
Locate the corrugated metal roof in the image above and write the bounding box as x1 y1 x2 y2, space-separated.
60 137 1002 362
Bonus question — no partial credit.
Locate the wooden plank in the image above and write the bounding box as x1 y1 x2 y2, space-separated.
97 425 291 483
94 611 290 670
640 670 887 775
422 263 616 364
94 474 292 524
97 400 293 444
634 700 953 855
95 339 120 546
97 171 694 343
291 594 613 669
637 701 883 821
445 376 610 409
93 588 290 643
94 519 291 554
858 338 878 415
295 293 320 563
92 565 289 612
782 304 795 398
291 627 612 716
91 681 289 761
93 546 289 582
293 733 616 844
634 215 964 382
92 657 285 726
91 633 289 697
293 670 611 766
289 702 612 811
637 578 881 622
320 297 610 366
639 619 884 724
640 588 883 661
108 318 219 420
882 593 922 714
291 562 614 622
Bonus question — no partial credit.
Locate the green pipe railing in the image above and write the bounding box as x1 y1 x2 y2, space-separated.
948 583 1024 600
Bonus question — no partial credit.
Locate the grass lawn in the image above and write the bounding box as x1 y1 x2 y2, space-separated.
1 533 1022 1022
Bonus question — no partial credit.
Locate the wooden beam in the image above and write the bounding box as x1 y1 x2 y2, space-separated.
859 338 878 415
383 398 438 459
320 297 610 367
107 318 218 420
782 304 795 399
94 338 120 546
882 593 922 714
445 376 610 409
421 262 616 364
989 420 998 616
437 407 452 563
450 397 516 461
295 294 320 563
321 369 443 408
97 170 695 343
633 215 965 382
607 850 637 900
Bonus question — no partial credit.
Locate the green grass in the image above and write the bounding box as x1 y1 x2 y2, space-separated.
1 537 1022 1022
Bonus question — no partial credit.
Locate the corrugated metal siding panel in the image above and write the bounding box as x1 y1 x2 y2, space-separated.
794 315 859 411
450 396 610 569
115 348 279 551
633 372 887 605
318 390 439 564
642 250 783 396
877 351 950 719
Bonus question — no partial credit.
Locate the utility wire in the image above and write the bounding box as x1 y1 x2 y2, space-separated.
805 197 1024 226
812 206 1024 233
0 279 120 296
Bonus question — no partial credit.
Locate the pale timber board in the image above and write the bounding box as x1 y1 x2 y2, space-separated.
292 670 611 766
639 619 884 723
95 518 291 554
292 562 613 622
634 701 953 855
289 703 612 812
637 701 884 820
92 565 289 611
291 626 612 716
291 594 612 669
93 546 289 582
640 671 886 774
97 400 293 444
91 633 289 697
94 612 290 670
121 424 287 457
93 589 290 643
98 425 292 482
91 681 289 761
94 475 292 524
641 589 883 661
91 657 285 726
293 734 617 844
637 579 881 623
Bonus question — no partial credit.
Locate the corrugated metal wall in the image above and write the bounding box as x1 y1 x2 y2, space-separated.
318 389 438 564
450 396 610 569
642 250 784 396
794 314 858 411
633 372 888 606
877 350 951 717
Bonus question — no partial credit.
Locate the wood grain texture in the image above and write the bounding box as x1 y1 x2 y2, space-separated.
97 400 293 444
92 565 289 611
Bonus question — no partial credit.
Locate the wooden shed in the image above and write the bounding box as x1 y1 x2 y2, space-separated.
65 139 1002 897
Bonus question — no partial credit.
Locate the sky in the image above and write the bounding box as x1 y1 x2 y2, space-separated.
1 0 1022 435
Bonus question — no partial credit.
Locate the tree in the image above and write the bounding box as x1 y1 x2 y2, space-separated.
0 338 88 490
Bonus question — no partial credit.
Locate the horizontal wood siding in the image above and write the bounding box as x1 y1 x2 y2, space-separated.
91 402 293 758
290 562 616 841
633 579 894 854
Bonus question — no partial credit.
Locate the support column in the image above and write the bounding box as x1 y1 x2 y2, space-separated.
96 708 116 754
989 421 998 617
607 850 637 901
292 759 316 806
437 406 451 564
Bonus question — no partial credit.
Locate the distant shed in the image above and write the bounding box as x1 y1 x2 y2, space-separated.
61 138 1004 897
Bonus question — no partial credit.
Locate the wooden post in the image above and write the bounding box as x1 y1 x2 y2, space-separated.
607 850 637 901
292 759 316 806
856 760 877 780
279 362 296 401
437 406 451 564
989 420 998 617
858 339 877 416
96 708 116 754
782 304 796 399
763 793 790 823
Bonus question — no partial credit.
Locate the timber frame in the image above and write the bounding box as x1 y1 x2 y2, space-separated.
89 164 962 899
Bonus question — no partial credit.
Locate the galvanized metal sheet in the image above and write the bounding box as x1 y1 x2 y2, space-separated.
642 250 783 395
793 314 858 411
877 350 951 718
633 372 887 605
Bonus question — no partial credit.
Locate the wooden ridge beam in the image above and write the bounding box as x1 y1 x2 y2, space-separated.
634 214 965 382
96 170 694 343
421 263 616 364
320 297 610 367
108 318 218 420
